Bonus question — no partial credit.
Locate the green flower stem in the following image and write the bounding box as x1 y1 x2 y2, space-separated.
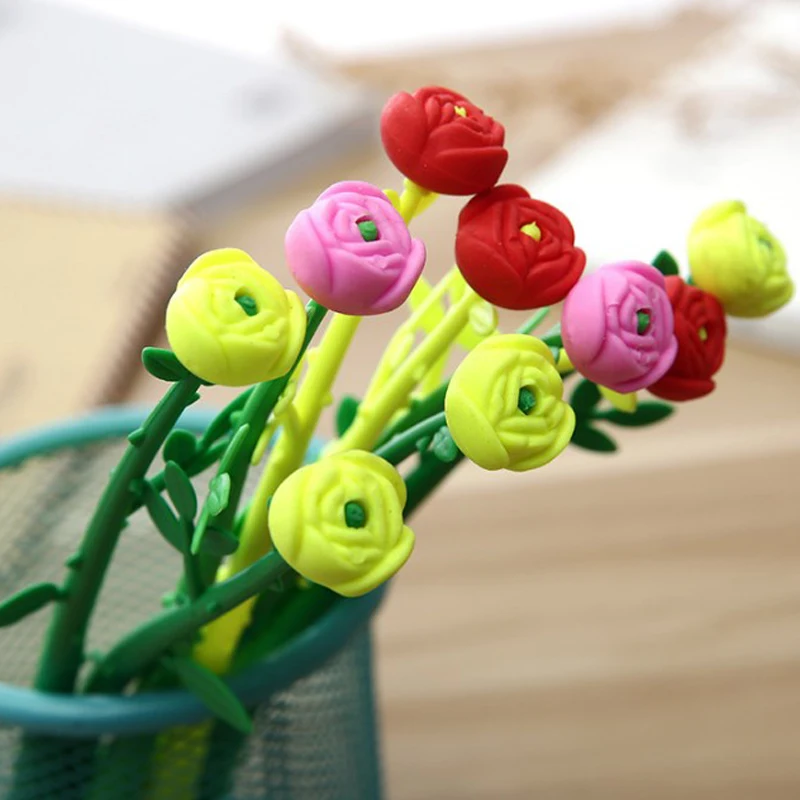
84 551 291 694
404 450 465 518
375 305 553 450
124 436 232 519
376 382 449 448
192 300 327 581
182 524 205 601
517 305 552 336
33 375 202 694
374 412 448 466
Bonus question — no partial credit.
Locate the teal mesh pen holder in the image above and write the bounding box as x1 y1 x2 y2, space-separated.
0 407 385 800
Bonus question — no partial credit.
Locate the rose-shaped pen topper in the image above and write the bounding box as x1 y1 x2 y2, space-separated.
285 181 426 316
166 248 306 386
648 276 727 402
561 261 678 394
455 185 586 310
269 450 414 598
688 200 793 318
380 86 508 196
445 335 575 472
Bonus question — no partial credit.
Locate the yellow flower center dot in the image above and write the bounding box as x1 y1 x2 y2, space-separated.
454 105 467 117
698 326 708 342
520 222 542 241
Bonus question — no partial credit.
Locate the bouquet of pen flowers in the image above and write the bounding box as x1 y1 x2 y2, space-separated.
0 84 792 800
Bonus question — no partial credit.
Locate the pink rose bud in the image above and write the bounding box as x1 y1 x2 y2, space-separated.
562 261 678 393
284 181 426 316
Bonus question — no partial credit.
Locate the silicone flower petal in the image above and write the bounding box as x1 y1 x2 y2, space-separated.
648 276 727 401
561 261 677 393
269 451 414 597
445 334 575 472
688 200 793 318
380 86 508 195
166 249 306 386
455 184 586 310
285 181 426 316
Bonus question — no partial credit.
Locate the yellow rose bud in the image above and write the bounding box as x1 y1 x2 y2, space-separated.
268 451 414 598
445 334 575 471
166 248 306 386
688 200 793 318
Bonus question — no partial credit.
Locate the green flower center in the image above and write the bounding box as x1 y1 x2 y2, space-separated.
344 500 368 529
235 293 258 316
698 326 708 342
454 105 467 117
636 309 651 335
518 387 537 415
357 218 379 242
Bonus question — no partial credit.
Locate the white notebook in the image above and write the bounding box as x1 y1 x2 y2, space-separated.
0 0 375 215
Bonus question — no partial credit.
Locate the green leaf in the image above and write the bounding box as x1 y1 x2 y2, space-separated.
163 429 198 468
161 655 252 733
141 347 191 382
335 395 360 437
165 461 198 521
206 473 231 518
652 250 680 277
430 427 460 463
142 481 185 552
570 379 602 417
0 583 61 627
199 525 239 557
199 388 254 448
601 402 674 427
570 424 618 453
127 427 147 446
415 435 433 454
218 424 251 473
542 322 562 350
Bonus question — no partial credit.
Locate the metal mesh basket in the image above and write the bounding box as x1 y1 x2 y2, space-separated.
0 407 384 800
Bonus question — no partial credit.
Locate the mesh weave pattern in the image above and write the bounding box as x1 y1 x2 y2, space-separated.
0 435 382 800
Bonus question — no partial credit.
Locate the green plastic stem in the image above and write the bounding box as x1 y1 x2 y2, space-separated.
33 375 202 694
84 551 292 694
404 451 465 518
192 300 327 582
517 305 551 335
375 383 448 448
182 523 205 601
374 412 448 466
375 305 551 451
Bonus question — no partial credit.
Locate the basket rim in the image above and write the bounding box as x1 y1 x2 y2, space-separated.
0 404 385 738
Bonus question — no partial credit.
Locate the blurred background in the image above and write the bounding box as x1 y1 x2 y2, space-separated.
1 0 799 797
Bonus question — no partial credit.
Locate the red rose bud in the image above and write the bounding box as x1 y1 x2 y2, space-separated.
454 184 586 310
648 276 727 401
380 86 508 196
